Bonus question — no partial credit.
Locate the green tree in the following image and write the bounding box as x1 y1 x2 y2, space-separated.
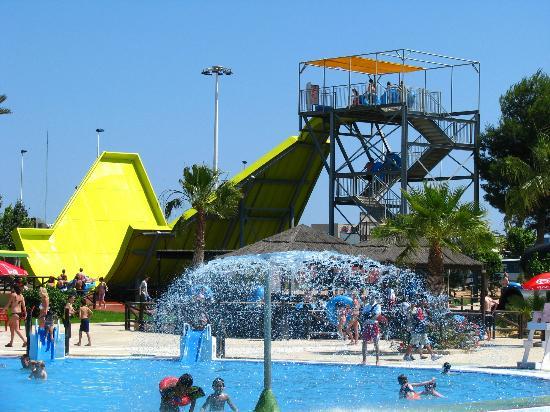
372 183 495 294
0 197 34 250
164 164 242 267
480 70 550 244
0 94 11 115
505 226 536 257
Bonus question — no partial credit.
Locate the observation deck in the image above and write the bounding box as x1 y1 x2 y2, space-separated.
297 49 480 239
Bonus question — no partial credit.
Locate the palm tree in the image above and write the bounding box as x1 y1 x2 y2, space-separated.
0 95 11 115
497 132 550 244
164 164 242 267
371 183 495 294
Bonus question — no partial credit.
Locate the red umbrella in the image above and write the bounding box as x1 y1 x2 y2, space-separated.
522 272 550 290
0 260 28 276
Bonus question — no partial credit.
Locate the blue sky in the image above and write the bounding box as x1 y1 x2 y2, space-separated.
1 1 549 231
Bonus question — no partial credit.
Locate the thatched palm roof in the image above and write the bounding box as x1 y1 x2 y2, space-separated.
222 224 363 257
357 237 482 270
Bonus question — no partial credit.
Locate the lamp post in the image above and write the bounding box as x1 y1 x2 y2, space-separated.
20 149 28 202
95 128 104 158
201 66 232 172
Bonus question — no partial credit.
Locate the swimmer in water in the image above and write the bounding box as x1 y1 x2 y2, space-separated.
421 379 443 397
397 374 436 400
160 373 205 412
200 378 238 412
442 362 451 374
29 361 47 380
20 354 38 370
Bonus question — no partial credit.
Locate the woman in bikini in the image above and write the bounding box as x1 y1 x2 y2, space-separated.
4 285 27 347
345 294 361 345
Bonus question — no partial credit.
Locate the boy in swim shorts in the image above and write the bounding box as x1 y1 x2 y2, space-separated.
200 377 238 412
76 302 93 346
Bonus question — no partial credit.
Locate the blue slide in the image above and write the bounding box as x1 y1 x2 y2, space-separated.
29 320 66 361
180 324 212 363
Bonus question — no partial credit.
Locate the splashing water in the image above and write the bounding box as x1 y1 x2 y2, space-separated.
153 251 478 348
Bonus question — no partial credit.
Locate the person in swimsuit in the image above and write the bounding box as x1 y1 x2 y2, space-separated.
361 294 381 365
200 378 238 412
4 285 27 347
442 362 451 374
160 373 205 412
20 354 38 369
397 374 435 400
29 360 47 380
96 277 108 309
345 294 361 345
421 380 443 397
76 302 93 346
38 287 55 344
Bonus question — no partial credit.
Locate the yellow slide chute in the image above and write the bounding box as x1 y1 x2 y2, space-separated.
13 118 330 288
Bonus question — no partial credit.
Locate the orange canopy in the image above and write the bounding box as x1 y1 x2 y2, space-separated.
305 55 423 75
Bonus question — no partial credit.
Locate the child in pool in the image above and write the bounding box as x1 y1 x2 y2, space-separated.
160 373 205 412
442 362 452 374
397 374 436 400
29 361 47 380
200 378 238 412
20 354 38 370
421 379 443 397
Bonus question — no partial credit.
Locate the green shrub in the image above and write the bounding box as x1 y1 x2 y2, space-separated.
23 286 82 319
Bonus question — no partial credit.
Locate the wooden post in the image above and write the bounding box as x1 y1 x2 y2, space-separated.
138 302 144 331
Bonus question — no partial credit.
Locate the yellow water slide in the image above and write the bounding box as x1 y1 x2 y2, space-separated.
13 118 331 288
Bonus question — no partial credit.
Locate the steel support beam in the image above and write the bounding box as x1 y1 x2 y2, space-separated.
473 111 480 209
400 104 408 214
329 111 336 236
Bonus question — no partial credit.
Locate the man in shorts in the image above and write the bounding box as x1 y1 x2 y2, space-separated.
403 300 441 361
361 294 381 365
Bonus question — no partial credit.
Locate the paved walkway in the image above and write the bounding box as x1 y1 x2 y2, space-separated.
0 322 547 378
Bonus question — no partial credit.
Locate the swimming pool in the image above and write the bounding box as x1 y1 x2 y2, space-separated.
1 357 549 411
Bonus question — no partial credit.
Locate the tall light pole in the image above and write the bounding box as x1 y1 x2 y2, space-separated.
20 149 28 202
201 66 232 172
95 128 104 158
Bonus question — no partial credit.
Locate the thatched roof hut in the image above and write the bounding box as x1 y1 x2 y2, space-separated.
222 224 363 257
357 237 483 270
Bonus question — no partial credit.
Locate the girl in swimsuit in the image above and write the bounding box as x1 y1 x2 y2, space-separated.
345 294 361 345
4 286 27 347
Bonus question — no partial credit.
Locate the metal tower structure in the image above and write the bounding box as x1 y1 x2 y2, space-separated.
298 49 480 240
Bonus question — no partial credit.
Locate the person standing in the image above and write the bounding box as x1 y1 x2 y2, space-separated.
4 286 27 347
139 276 151 302
97 277 108 309
403 300 442 361
361 294 381 365
76 302 93 346
64 295 76 353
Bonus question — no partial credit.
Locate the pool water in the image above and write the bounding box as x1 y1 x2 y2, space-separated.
1 357 549 411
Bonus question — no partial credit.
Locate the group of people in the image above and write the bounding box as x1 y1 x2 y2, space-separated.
47 268 108 307
397 362 451 400
159 373 238 412
334 291 443 365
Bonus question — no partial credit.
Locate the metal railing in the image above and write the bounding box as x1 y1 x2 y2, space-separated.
299 81 446 115
124 301 156 331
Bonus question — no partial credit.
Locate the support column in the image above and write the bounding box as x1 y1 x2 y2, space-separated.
473 112 481 209
239 200 245 248
400 105 408 214
328 111 336 235
289 205 295 229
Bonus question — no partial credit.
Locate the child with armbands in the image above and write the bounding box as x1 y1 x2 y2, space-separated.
159 373 205 412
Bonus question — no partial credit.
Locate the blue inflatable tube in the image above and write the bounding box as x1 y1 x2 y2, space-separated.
508 282 522 289
248 286 264 302
325 295 353 325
